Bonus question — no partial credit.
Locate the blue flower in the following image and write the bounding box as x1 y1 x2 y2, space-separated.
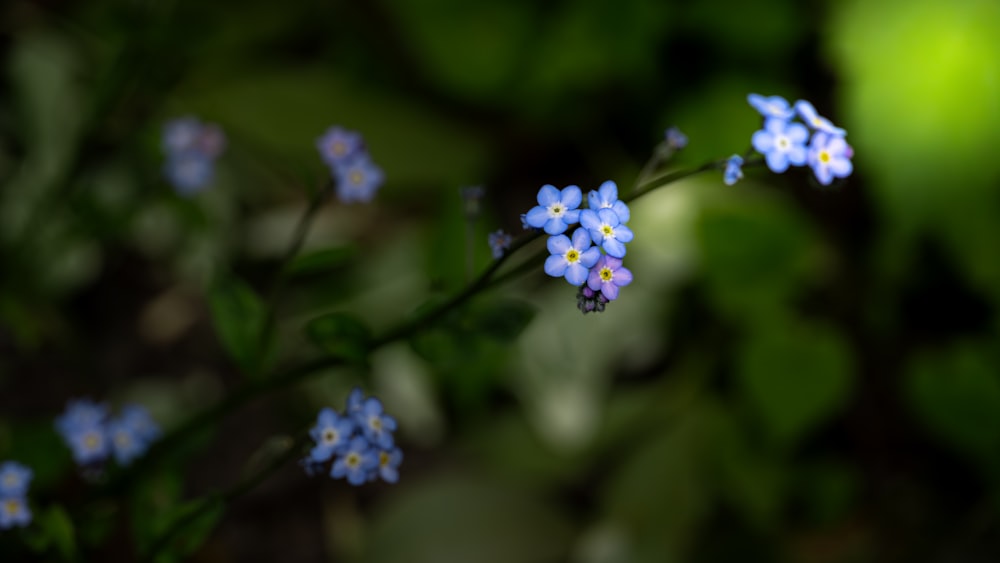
354 397 398 450
118 404 161 443
163 151 215 196
316 126 364 166
309 408 355 463
747 94 796 120
0 462 31 497
586 181 630 223
751 118 809 173
374 447 403 483
794 100 847 137
0 496 31 529
55 399 108 438
488 230 512 259
587 255 633 301
65 426 110 465
807 132 854 186
544 228 601 286
107 419 145 466
665 126 688 150
346 388 366 417
580 208 634 258
163 117 203 154
334 154 384 204
524 185 583 235
723 154 744 185
331 437 379 486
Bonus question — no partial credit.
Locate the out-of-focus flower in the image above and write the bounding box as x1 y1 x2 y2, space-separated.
808 132 854 186
723 154 745 185
488 230 513 259
330 437 379 486
0 462 31 498
334 154 384 204
794 100 847 137
751 118 809 173
316 126 364 166
747 93 796 120
665 126 688 150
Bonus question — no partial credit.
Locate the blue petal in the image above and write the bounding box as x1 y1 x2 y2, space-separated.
616 225 634 243
579 247 602 268
765 151 790 173
547 234 571 255
543 217 567 235
752 130 774 153
565 263 588 286
596 208 620 226
544 255 568 278
562 209 580 225
603 238 626 258
580 209 600 231
611 201 630 223
525 207 549 228
560 186 582 209
537 185 559 206
571 227 593 250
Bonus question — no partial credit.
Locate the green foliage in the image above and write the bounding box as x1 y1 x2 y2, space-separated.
208 274 269 375
737 319 854 447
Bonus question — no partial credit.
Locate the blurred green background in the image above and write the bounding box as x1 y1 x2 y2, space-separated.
2 0 1000 561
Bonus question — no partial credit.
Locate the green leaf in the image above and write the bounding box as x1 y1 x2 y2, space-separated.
38 505 76 560
737 320 853 446
905 342 1000 465
207 275 268 375
286 247 357 278
306 312 371 363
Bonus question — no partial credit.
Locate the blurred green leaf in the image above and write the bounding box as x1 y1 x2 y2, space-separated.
208 275 268 375
905 342 1000 465
37 505 76 560
365 476 574 563
737 320 853 446
286 247 357 278
306 312 371 363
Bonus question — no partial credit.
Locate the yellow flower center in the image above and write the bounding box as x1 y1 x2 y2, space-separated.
599 267 613 282
346 453 361 468
4 499 19 515
812 117 824 127
819 150 831 164
349 171 364 186
331 140 347 156
601 225 614 237
114 431 130 448
379 451 390 467
565 249 580 263
323 429 336 444
84 432 101 450
369 416 382 431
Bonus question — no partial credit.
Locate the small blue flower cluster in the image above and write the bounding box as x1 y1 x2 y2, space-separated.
316 126 384 204
162 116 227 196
746 94 853 186
55 399 160 468
0 461 32 530
302 388 402 486
488 229 512 259
523 181 634 312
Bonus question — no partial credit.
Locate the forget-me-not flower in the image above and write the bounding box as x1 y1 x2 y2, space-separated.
794 100 847 137
488 230 512 259
524 185 583 235
375 447 403 484
331 437 379 486
0 496 31 529
724 154 744 185
316 126 364 166
665 126 688 150
334 154 384 204
0 462 31 498
587 255 633 301
747 94 796 120
580 208 634 258
163 151 215 196
587 181 630 223
808 132 854 185
544 228 601 286
309 408 355 463
752 118 809 173
354 397 398 450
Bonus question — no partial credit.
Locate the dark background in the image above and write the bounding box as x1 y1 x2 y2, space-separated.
2 0 1000 561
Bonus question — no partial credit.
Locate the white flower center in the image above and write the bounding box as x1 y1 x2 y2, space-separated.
564 249 580 264
776 136 790 150
346 453 361 468
600 224 614 239
599 267 614 282
322 429 337 444
548 204 565 218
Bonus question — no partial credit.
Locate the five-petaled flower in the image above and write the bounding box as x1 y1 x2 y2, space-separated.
587 255 633 301
309 408 355 463
331 437 379 486
334 154 384 204
580 208 634 258
747 94 796 120
0 462 31 498
544 228 601 286
0 496 30 529
808 132 854 186
794 100 847 137
316 126 364 166
751 118 809 173
586 181 630 224
525 185 583 235
488 230 513 259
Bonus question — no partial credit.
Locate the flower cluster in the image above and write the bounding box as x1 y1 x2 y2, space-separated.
316 126 384 204
302 388 402 486
488 229 512 259
162 116 227 196
55 399 160 469
0 461 32 530
747 94 853 186
523 181 634 311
